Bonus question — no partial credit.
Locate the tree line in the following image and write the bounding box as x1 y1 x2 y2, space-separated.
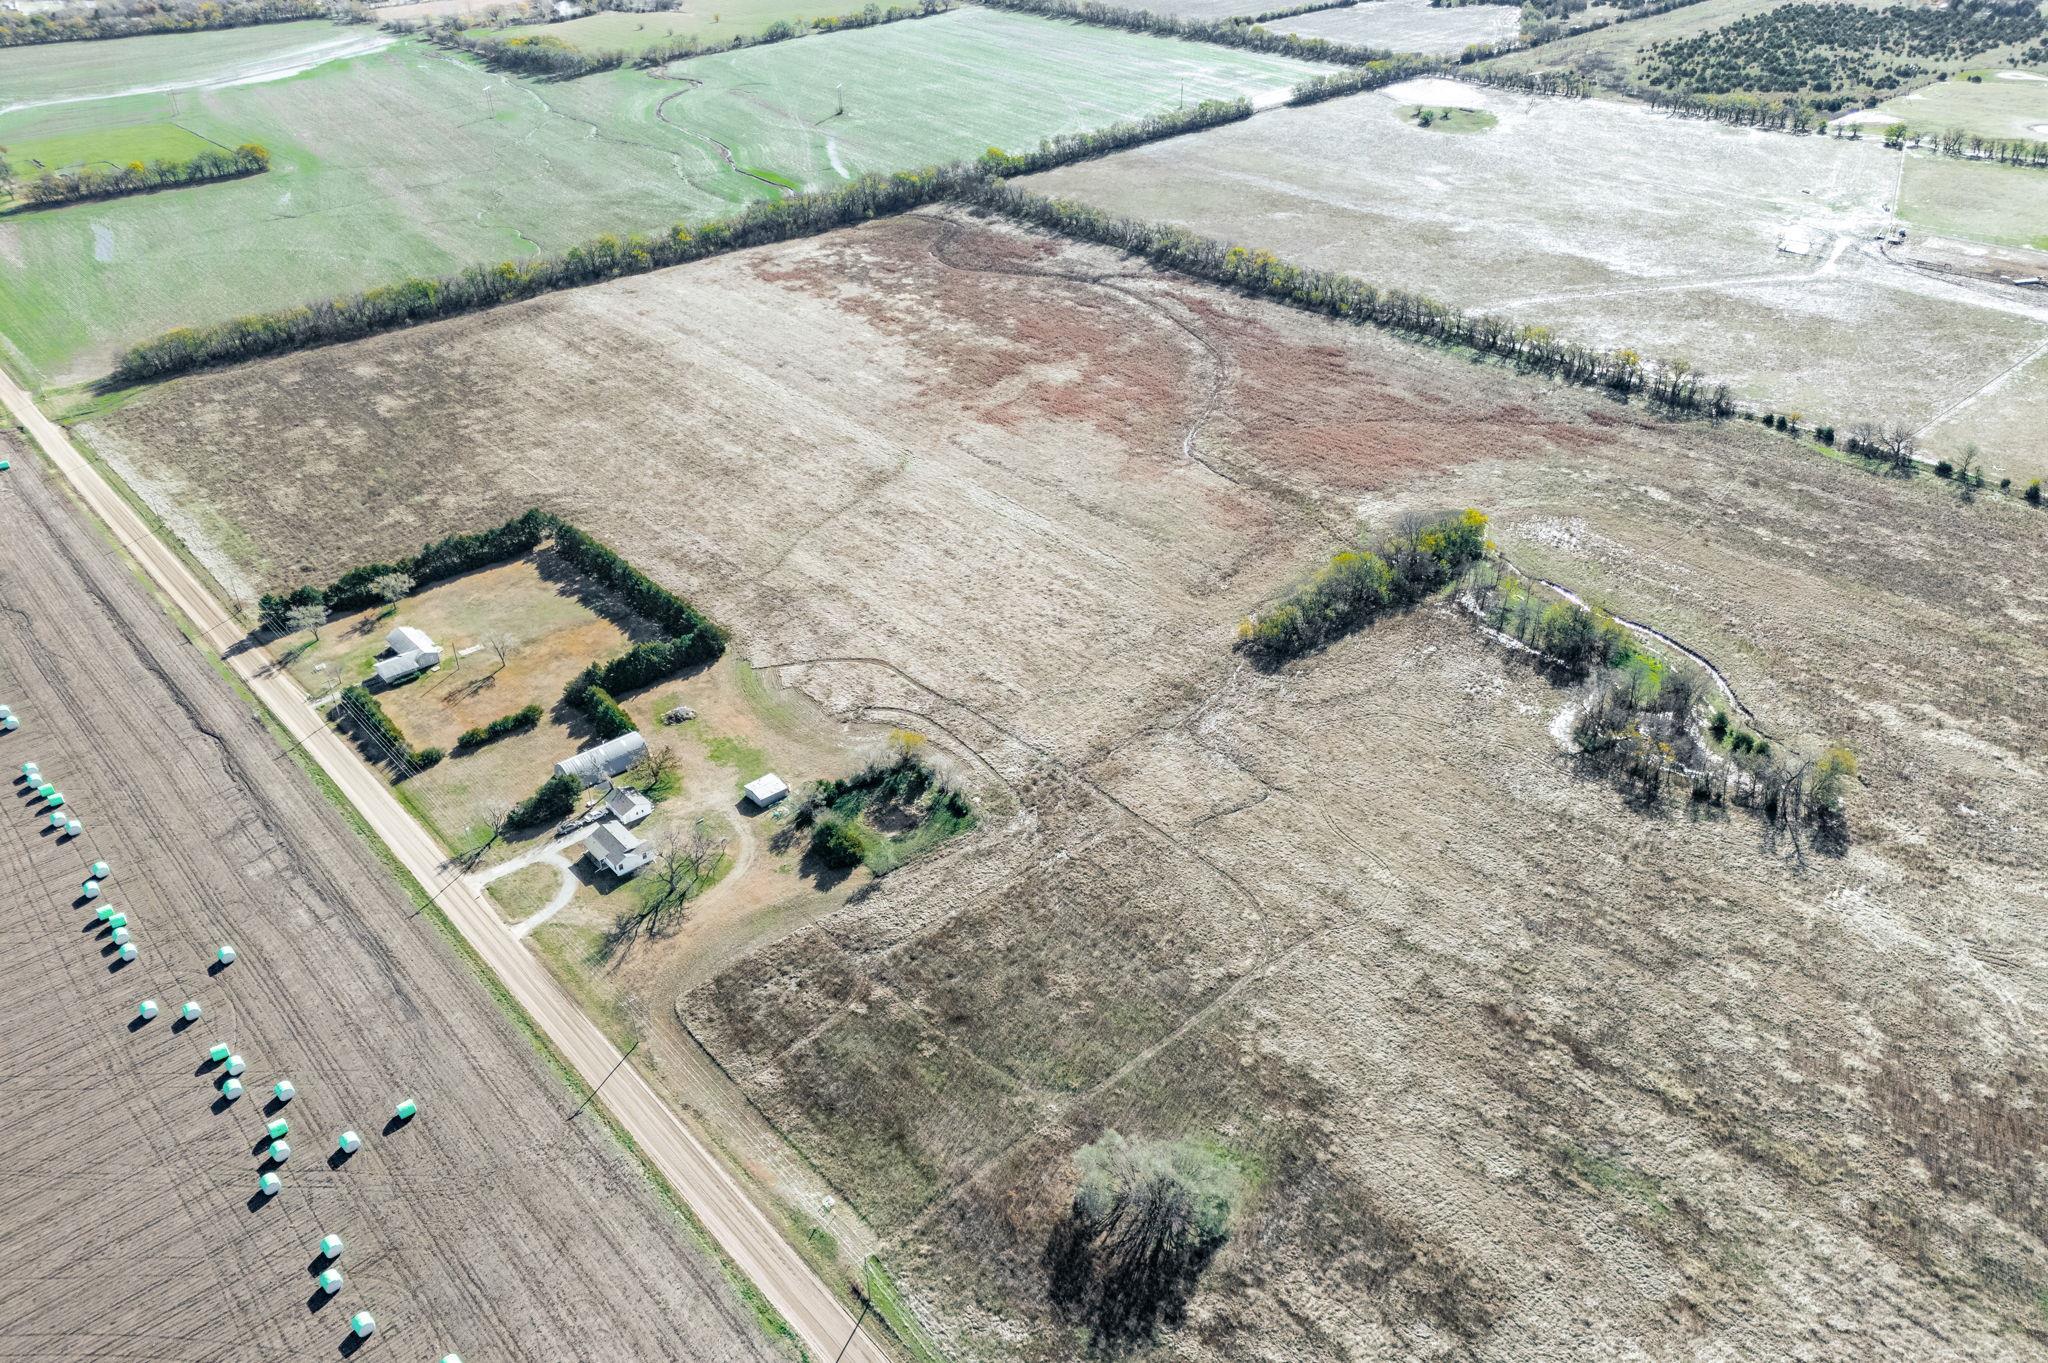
258 507 556 630
109 97 1250 383
974 184 1733 416
5 145 269 210
0 0 352 46
334 685 444 773
1448 0 1711 63
1289 56 1440 106
1236 509 1489 664
456 704 543 751
972 0 1393 65
395 0 952 78
1227 0 1359 25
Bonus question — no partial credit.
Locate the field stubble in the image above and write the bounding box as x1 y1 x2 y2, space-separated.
82 206 2048 1361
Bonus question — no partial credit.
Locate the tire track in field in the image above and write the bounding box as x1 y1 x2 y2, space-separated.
649 63 793 196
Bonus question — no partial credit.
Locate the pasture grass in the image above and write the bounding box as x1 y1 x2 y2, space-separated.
1897 153 2048 250
1 124 218 182
1403 103 1496 132
467 1 818 50
1876 69 2048 143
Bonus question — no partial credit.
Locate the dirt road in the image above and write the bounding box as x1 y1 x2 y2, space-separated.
0 372 890 1363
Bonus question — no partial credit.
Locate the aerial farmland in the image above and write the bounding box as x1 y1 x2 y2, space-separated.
3 0 2046 1360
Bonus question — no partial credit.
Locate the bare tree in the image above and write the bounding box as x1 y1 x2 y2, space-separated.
285 602 328 639
600 821 725 961
459 808 512 870
370 571 414 607
632 745 680 798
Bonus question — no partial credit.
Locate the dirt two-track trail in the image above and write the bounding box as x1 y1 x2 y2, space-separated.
0 370 891 1362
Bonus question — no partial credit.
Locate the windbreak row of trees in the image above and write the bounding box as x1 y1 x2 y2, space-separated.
972 0 1393 64
0 0 347 46
974 185 1734 416
982 98 1254 173
334 685 445 772
258 508 557 630
1641 87 2048 166
1289 55 1440 106
1227 0 1359 25
6 145 270 209
1236 509 1490 664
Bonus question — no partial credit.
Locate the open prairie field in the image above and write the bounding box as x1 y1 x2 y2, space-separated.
1026 77 2048 467
78 205 2048 1362
0 444 786 1363
0 9 1324 387
1875 68 2048 141
0 19 389 110
1273 0 1519 56
470 2 820 51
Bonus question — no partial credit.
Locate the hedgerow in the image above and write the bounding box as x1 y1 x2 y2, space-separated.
456 704 544 751
335 685 444 772
12 145 269 209
258 508 556 630
0 0 342 46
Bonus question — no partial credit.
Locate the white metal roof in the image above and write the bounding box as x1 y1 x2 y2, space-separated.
743 773 789 806
555 732 648 785
387 625 434 656
588 820 642 860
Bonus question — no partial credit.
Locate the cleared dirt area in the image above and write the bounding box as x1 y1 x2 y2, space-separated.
1025 78 2048 468
84 207 2048 1361
0 446 784 1362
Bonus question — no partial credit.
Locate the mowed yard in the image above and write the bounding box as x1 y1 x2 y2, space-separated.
78 205 2048 1361
1023 77 2048 467
0 9 1325 387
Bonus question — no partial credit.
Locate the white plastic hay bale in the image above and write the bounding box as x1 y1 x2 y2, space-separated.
64 819 80 837
95 903 112 922
34 783 52 798
216 944 236 965
209 1043 231 1063
225 1054 246 1076
272 1079 295 1103
180 1000 201 1022
89 860 109 879
48 812 65 829
337 1130 361 1155
257 1172 280 1197
319 1232 344 1259
112 927 131 946
107 912 126 930
441 1355 464 1363
222 1077 245 1100
268 1139 291 1163
3 717 17 732
393 1097 417 1121
20 761 37 776
0 708 12 720
118 943 136 962
349 1312 376 1339
267 1118 289 1139
81 880 98 899
137 1000 158 1020
318 1267 344 1293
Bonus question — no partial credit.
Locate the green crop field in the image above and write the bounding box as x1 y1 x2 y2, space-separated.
0 9 1325 388
2 124 217 184
465 2 819 52
0 20 388 108
1897 154 2048 250
1876 69 2048 142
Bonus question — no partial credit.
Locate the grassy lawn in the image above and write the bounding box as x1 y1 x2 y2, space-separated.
1898 153 2048 250
486 862 564 923
1403 103 1497 133
1876 69 2048 144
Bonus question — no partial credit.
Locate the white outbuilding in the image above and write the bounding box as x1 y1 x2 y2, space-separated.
555 732 647 787
374 643 443 686
386 625 435 656
743 773 789 809
585 820 653 879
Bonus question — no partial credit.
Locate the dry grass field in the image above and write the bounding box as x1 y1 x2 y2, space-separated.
0 444 786 1363
1025 78 2048 473
81 207 2048 1362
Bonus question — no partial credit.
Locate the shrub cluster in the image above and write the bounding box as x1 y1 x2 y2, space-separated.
974 185 1733 415
258 508 555 630
1236 509 1489 664
456 703 543 751
0 0 341 46
11 145 269 208
510 771 581 827
334 685 444 773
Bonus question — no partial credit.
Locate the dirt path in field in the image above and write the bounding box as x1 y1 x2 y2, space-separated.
0 368 894 1363
650 63 793 196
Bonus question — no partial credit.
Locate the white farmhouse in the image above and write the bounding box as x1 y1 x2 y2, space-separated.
375 624 442 685
585 820 652 879
603 785 653 827
386 625 434 656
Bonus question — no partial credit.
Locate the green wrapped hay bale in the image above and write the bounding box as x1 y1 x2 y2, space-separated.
319 1232 344 1259
136 1000 158 1021
393 1097 417 1121
257 1172 280 1197
349 1312 376 1339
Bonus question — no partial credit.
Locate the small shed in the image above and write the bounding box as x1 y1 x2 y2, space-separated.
387 625 435 656
743 773 789 809
555 732 648 787
603 786 653 827
585 820 653 879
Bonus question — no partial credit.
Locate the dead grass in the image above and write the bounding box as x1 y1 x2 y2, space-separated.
85 206 2048 1363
